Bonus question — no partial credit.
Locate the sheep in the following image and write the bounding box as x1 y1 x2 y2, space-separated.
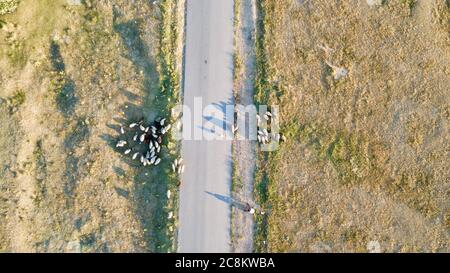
132 152 139 160
129 123 138 128
150 157 156 165
140 134 146 143
274 133 281 142
232 125 239 134
178 164 185 174
154 158 161 166
145 158 151 166
159 118 166 126
133 134 138 142
124 149 132 155
116 140 127 148
120 126 125 135
172 163 176 173
139 124 146 131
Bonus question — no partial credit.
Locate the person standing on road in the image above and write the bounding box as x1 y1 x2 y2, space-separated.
244 203 255 214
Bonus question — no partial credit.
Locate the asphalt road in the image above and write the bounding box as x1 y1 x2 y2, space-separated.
178 0 234 253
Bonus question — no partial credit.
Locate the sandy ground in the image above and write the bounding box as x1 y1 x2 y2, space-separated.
254 0 449 252
0 0 178 252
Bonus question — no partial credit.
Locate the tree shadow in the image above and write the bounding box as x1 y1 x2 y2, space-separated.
114 187 130 198
62 117 90 205
50 41 78 117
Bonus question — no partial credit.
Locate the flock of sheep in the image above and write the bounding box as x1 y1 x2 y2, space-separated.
255 110 286 145
115 118 183 169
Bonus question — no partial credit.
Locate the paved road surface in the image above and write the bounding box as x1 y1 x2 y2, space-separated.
178 0 234 252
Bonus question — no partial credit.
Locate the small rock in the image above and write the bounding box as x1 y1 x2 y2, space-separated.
366 0 383 7
332 66 348 80
67 0 82 5
367 241 381 253
66 240 81 253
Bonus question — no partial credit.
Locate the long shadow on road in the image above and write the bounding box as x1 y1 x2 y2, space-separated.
205 191 251 212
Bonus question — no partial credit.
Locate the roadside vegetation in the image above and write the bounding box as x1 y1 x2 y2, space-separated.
254 0 449 252
231 0 258 253
231 0 242 248
154 0 185 253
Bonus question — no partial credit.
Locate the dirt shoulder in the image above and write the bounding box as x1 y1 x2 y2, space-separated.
231 0 257 253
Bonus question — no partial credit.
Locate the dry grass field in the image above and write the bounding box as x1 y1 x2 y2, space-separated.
0 0 182 252
254 0 449 252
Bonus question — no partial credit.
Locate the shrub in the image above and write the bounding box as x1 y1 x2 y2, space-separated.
0 0 20 16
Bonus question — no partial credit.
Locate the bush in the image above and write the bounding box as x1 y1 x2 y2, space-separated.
0 0 19 16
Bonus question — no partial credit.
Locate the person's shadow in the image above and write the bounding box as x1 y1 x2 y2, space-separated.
205 191 249 211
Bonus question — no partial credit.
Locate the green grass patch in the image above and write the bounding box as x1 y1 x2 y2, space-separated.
151 0 183 252
8 89 25 107
400 0 417 15
3 89 25 113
